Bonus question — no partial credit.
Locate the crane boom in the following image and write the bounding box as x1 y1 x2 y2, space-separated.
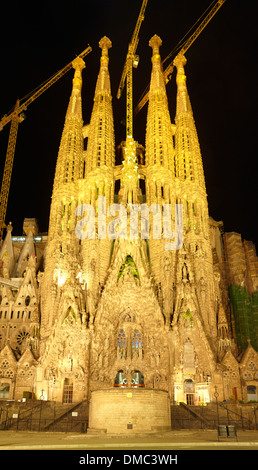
134 0 226 116
0 45 92 130
0 45 92 241
116 0 148 100
116 0 148 139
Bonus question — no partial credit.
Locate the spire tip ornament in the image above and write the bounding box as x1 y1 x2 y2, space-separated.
99 36 112 61
72 56 86 72
173 53 187 69
149 34 162 53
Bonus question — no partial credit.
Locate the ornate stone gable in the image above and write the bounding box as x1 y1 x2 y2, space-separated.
90 239 168 391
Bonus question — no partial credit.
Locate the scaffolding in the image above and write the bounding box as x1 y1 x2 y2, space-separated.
229 284 258 352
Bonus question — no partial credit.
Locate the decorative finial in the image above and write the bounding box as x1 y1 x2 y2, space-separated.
149 35 162 55
173 53 187 69
99 36 112 58
72 56 86 72
71 57 85 90
174 54 187 88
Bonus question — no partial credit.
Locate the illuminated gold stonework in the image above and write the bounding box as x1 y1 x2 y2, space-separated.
0 32 257 419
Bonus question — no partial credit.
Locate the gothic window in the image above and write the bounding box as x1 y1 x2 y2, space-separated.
25 296 31 306
117 329 127 359
184 379 194 393
132 329 142 359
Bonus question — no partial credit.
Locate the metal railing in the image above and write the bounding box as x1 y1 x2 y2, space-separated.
171 403 258 431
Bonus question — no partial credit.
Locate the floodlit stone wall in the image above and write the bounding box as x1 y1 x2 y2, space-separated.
88 388 171 434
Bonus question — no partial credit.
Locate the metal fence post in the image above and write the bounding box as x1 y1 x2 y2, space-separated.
254 406 258 431
38 399 43 431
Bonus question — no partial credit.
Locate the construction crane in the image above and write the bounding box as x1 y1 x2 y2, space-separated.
0 45 92 241
117 0 148 140
134 0 226 116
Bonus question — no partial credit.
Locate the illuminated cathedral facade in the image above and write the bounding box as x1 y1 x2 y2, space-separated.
0 34 258 414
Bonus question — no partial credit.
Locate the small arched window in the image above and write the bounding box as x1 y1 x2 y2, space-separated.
25 296 31 306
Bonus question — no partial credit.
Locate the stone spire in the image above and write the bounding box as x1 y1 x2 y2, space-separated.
52 57 85 191
145 35 174 170
41 58 85 339
79 38 115 317
85 36 115 174
174 54 206 190
48 57 85 241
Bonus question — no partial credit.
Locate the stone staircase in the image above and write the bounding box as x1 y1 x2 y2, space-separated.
171 402 256 430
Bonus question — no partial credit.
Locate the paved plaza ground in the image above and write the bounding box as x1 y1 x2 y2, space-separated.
0 429 258 450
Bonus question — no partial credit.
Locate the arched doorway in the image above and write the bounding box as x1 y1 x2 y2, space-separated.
184 379 195 405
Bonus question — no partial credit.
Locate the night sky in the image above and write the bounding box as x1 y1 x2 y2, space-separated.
0 0 257 248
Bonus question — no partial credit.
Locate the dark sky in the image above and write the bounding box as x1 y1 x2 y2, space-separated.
0 0 257 248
